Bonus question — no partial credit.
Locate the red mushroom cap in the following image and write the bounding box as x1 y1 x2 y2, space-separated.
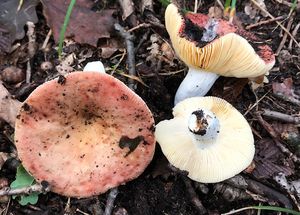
14 72 156 198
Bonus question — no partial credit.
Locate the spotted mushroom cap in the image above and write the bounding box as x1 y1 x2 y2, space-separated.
165 3 275 78
155 97 254 183
14 72 156 198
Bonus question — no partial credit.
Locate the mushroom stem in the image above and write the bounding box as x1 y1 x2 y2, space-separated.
83 61 105 73
174 68 219 105
188 109 220 147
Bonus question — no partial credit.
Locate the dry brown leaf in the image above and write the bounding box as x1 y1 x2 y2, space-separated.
0 0 39 53
118 0 135 20
0 81 22 127
253 138 294 179
272 122 300 156
273 78 294 96
41 0 116 47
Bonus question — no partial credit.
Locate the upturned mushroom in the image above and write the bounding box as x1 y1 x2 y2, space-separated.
165 3 275 104
155 96 254 183
14 72 156 198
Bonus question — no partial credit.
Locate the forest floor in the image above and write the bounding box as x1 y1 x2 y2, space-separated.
0 0 299 214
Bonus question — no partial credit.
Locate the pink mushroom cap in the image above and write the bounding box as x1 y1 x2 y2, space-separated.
14 72 156 198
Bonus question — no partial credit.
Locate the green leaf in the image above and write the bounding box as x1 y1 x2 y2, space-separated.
11 165 34 189
18 193 39 206
10 165 39 205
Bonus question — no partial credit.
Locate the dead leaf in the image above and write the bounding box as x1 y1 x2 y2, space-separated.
0 0 39 53
139 0 153 13
211 77 248 103
118 0 135 20
253 138 294 179
273 78 294 96
272 122 300 156
98 38 124 59
41 0 116 47
56 53 76 75
208 7 223 19
0 81 22 127
272 78 300 105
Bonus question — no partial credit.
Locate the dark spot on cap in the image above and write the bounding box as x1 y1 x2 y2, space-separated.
22 103 31 112
120 94 128 100
119 135 145 157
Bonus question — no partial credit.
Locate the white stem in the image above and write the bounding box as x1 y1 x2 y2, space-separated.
83 61 105 73
188 109 220 148
174 68 219 105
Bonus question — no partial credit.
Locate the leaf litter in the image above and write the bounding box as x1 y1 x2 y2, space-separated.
0 0 39 53
41 0 116 47
0 0 299 214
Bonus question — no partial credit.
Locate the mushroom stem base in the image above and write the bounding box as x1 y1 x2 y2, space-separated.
174 68 219 105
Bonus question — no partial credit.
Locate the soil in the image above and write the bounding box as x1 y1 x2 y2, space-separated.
0 0 300 215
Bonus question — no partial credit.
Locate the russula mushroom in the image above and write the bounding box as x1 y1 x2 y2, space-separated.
165 4 275 104
155 96 254 183
14 72 155 198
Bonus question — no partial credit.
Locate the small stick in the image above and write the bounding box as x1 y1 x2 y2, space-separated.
256 113 300 163
288 23 300 50
181 175 207 215
246 16 285 30
216 0 224 9
194 0 198 13
0 183 50 196
26 61 31 84
26 22 36 83
243 90 271 116
250 0 300 48
262 109 300 124
245 178 293 208
104 187 119 215
275 16 294 55
273 93 300 106
41 29 52 51
127 23 151 33
168 165 207 214
114 23 136 90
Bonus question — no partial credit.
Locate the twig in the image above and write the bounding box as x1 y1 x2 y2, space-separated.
216 0 224 9
288 22 300 50
250 0 300 48
127 23 151 33
245 178 293 208
194 0 198 13
168 165 207 214
275 16 294 55
243 90 271 116
255 113 300 163
273 93 300 106
114 23 136 90
0 183 50 196
262 109 300 124
181 175 207 215
246 16 285 30
41 29 52 51
26 22 36 83
104 187 119 215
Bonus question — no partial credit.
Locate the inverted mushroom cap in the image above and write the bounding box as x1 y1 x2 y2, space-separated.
14 72 155 198
155 97 254 183
165 3 275 78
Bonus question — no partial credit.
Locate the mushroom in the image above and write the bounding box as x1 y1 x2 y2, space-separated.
155 96 254 183
14 72 156 198
165 4 275 104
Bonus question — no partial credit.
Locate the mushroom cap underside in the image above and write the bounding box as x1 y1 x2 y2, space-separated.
165 3 275 78
155 97 255 183
14 72 156 198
